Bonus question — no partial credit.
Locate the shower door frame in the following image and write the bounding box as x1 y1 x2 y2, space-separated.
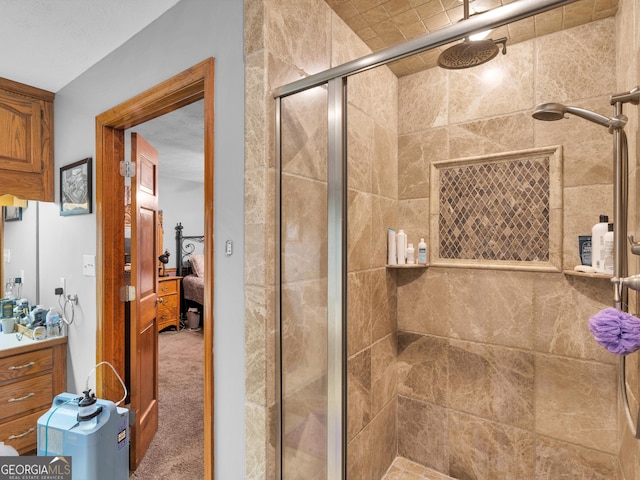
274 0 578 477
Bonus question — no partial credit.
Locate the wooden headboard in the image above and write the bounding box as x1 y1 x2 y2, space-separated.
175 222 205 276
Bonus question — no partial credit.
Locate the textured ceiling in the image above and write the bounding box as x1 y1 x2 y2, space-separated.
0 0 180 92
324 0 619 76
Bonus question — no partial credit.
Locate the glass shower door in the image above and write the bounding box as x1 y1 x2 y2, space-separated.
279 85 330 479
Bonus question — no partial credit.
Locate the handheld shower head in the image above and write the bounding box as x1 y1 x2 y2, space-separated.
532 102 626 130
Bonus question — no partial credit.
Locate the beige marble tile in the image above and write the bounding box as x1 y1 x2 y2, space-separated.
448 339 535 429
281 280 327 395
535 354 617 453
535 434 617 479
246 285 268 405
532 272 616 364
348 270 372 356
397 332 448 406
371 196 398 269
245 401 267 480
562 185 613 269
398 198 429 249
348 425 373 480
398 67 448 134
349 65 399 132
280 88 328 182
348 347 371 441
266 0 331 76
245 167 274 225
347 105 374 193
245 222 267 287
398 127 448 200
448 42 535 124
382 457 456 480
535 18 616 105
449 410 535 480
371 333 398 415
371 268 398 342
244 0 264 56
370 399 399 480
449 112 535 159
348 189 373 271
331 8 373 67
281 173 328 283
396 268 450 337
397 395 449 473
533 96 613 188
447 269 534 349
245 52 267 171
372 122 398 199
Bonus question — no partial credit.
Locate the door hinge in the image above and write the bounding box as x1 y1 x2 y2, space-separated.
119 161 136 178
120 285 136 302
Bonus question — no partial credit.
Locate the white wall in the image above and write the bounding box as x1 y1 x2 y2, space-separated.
39 0 245 476
159 177 205 263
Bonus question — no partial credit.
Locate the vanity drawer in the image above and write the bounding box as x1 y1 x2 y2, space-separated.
0 348 53 383
1 408 45 454
0 373 52 422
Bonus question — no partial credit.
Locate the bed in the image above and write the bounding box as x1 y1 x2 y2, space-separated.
175 223 205 311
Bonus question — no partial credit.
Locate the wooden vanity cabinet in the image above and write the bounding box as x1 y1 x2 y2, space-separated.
0 77 55 202
0 338 66 454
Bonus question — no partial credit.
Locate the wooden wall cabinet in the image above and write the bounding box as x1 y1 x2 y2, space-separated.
0 77 55 202
0 338 66 454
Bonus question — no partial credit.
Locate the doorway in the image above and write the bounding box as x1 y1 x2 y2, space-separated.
95 58 215 479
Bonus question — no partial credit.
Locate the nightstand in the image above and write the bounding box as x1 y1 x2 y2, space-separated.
157 276 182 331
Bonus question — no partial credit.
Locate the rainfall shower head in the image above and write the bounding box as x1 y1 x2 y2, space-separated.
437 0 507 70
532 102 626 130
437 38 507 70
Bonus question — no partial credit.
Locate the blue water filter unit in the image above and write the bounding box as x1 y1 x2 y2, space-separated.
37 391 129 480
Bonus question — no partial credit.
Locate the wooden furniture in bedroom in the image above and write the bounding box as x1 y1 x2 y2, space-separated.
0 77 55 202
0 337 67 454
157 275 182 331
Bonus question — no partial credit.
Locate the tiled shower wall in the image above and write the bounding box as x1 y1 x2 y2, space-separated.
396 17 622 479
245 0 640 478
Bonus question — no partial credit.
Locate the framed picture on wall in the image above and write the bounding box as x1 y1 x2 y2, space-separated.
3 206 22 222
60 157 92 216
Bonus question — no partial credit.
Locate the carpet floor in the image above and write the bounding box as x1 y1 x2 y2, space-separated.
129 327 204 479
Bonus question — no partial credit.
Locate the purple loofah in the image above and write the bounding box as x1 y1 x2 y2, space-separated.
589 307 640 355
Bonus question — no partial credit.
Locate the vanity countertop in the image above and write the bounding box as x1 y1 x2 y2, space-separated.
0 332 67 358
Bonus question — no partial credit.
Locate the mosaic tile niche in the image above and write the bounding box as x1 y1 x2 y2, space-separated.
430 146 563 272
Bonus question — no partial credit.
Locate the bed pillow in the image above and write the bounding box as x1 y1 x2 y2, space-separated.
189 254 205 277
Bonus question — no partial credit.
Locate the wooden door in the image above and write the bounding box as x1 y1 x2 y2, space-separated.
129 132 160 469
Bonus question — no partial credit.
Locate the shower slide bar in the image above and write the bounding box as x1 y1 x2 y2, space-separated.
607 86 640 438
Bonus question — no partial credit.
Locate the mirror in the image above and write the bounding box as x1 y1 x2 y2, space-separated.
2 201 39 305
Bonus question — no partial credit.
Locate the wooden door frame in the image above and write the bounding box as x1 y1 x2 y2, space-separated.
95 58 215 479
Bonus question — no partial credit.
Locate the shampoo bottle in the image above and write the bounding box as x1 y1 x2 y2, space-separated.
418 238 427 265
592 214 609 273
602 223 614 275
397 230 407 265
406 244 415 264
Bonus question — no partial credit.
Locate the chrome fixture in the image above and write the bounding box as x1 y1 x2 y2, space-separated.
437 0 507 69
533 86 640 437
532 102 627 132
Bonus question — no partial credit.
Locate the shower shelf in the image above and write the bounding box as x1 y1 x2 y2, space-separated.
563 270 612 279
386 264 428 269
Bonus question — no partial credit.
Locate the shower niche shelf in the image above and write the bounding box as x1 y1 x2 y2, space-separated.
386 264 428 269
563 269 612 279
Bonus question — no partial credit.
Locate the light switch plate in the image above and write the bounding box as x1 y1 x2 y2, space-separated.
83 255 96 276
